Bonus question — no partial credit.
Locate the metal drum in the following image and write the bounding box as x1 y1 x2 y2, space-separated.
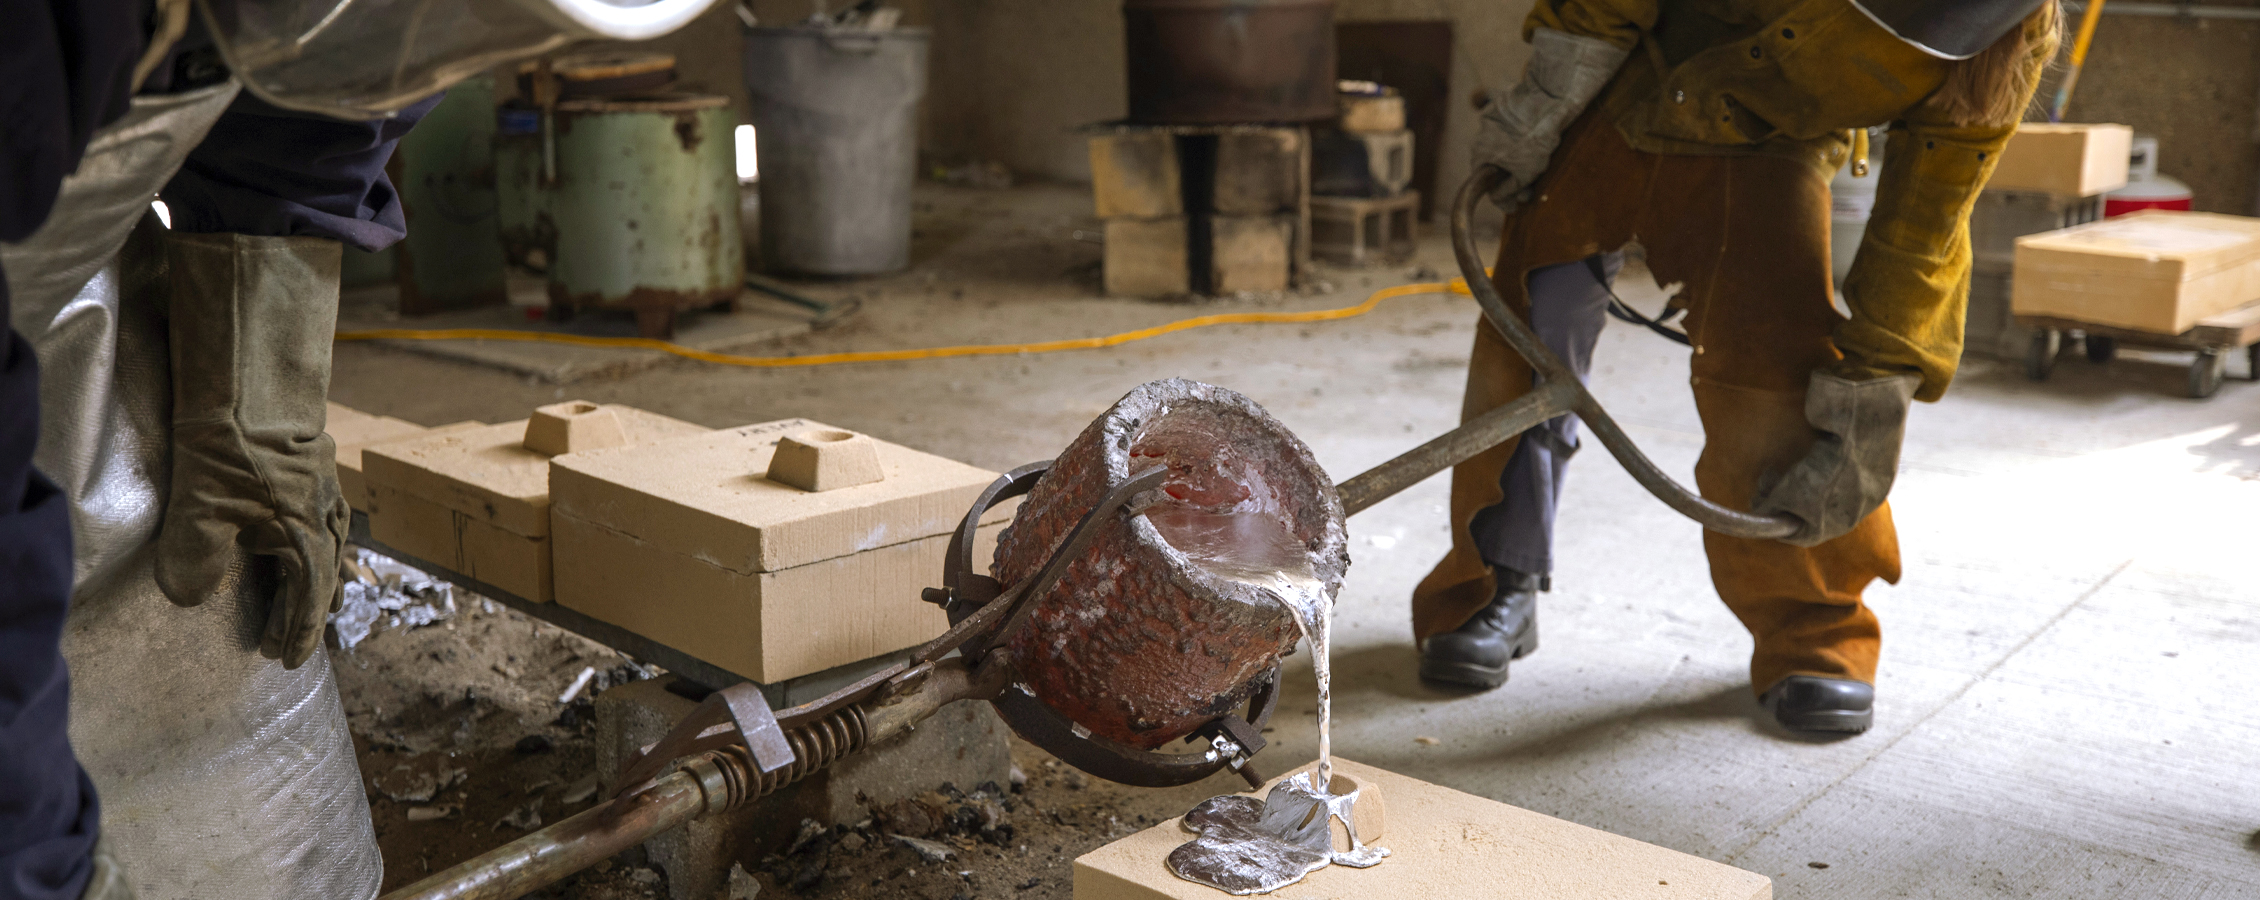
1124 0 1339 124
546 93 743 338
743 25 930 276
994 379 1348 750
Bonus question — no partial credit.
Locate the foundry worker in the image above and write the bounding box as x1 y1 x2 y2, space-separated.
0 0 716 896
1414 0 2058 734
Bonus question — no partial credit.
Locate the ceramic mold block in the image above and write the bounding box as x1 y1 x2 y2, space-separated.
1987 123 2133 198
548 419 1015 683
1075 759 1772 900
362 402 708 602
2013 210 2260 334
769 428 885 492
325 402 484 512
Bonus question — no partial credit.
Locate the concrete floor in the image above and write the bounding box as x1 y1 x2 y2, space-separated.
333 182 2260 898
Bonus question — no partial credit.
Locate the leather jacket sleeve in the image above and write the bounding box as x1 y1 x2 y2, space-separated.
1835 26 2051 403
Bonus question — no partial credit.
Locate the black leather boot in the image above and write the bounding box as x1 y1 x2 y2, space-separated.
1760 675 1874 734
1419 567 1541 690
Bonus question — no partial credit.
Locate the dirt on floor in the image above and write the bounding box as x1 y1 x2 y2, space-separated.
332 558 1239 900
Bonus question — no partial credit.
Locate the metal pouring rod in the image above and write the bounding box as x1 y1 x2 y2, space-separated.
1410 168 1799 540
376 658 1000 900
1337 381 1578 516
384 764 714 900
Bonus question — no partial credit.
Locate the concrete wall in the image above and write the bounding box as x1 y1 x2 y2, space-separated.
600 1 1543 191
623 3 2260 219
2047 10 2260 215
918 1 1128 182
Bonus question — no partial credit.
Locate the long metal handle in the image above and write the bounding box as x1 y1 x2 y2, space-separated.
1446 167 1798 539
1337 381 1578 516
1338 167 1796 539
383 763 717 900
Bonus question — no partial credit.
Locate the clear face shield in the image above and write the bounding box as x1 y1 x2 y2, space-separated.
1845 0 2049 59
197 0 721 119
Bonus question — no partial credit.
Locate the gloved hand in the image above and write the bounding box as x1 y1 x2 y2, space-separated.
156 231 351 669
1752 371 1921 547
1472 27 1630 211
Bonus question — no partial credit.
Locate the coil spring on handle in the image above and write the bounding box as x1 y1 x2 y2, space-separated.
715 706 870 811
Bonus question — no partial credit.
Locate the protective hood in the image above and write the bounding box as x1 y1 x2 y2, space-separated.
1846 0 2050 59
197 0 721 119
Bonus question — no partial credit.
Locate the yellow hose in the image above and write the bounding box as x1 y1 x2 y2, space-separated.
335 278 1475 369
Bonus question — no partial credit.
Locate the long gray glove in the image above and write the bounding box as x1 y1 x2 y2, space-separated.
156 232 351 669
1752 371 1921 547
1472 27 1630 210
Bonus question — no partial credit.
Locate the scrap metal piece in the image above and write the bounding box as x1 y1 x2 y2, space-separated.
1166 771 1390 895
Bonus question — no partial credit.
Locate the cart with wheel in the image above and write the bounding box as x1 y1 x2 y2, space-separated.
2019 295 2260 399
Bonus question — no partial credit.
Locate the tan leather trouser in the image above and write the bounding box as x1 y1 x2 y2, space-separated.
1413 110 1901 694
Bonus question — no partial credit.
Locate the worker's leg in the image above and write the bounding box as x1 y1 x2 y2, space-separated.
1420 254 1620 688
0 284 102 899
1468 252 1621 580
1659 150 1901 700
1411 103 1650 645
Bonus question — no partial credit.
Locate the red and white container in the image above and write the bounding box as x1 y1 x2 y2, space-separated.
2106 136 2194 218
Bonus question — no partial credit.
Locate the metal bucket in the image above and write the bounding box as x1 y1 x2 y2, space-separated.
1125 0 1338 124
994 379 1348 750
743 26 929 276
546 94 744 337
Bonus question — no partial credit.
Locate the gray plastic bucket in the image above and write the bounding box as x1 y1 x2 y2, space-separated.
744 26 929 276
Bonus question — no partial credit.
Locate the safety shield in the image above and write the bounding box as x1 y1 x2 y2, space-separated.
199 0 720 119
1846 0 2050 59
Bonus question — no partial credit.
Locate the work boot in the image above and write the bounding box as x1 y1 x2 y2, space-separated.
1418 567 1540 690
1760 675 1874 735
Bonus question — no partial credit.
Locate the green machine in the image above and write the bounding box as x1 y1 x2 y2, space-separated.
546 94 743 338
493 54 743 339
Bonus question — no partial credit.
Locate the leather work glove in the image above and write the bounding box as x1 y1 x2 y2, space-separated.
1752 371 1921 548
1472 27 1630 211
156 231 351 669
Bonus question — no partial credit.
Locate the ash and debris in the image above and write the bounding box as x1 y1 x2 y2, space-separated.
740 761 1184 900
331 548 1243 900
